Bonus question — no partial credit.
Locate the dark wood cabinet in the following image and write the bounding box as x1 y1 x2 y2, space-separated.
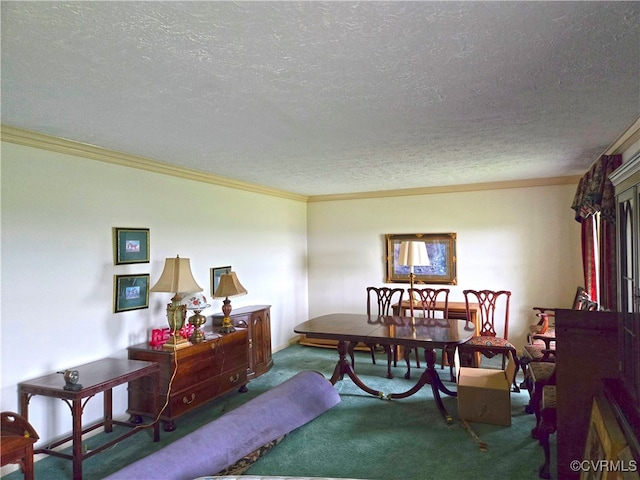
611 154 640 466
127 329 248 431
211 305 273 379
611 155 640 406
555 309 620 480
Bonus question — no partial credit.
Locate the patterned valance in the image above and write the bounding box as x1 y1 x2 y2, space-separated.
572 154 622 224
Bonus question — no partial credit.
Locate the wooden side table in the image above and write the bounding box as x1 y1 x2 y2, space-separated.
19 358 160 480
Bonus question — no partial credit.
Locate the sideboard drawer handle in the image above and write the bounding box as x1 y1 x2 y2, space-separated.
183 393 195 404
230 373 240 383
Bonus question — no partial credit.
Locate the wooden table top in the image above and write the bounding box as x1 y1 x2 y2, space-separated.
294 313 474 350
18 358 158 399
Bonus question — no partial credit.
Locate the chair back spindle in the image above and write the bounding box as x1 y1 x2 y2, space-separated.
465 289 511 339
408 287 450 320
367 287 404 316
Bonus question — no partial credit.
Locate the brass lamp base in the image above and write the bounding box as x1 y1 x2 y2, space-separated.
162 335 191 350
218 298 236 334
189 311 206 343
219 316 236 334
164 301 190 349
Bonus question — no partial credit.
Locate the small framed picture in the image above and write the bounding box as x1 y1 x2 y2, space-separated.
113 227 150 265
114 274 150 313
211 266 232 296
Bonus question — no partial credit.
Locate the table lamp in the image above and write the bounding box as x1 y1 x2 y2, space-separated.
213 271 247 333
398 241 430 309
184 292 211 343
150 255 203 349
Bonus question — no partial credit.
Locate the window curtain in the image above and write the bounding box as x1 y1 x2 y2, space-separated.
571 154 622 310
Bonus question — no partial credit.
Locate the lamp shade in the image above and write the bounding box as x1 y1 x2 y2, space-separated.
183 292 211 311
150 255 203 294
398 241 430 267
213 272 247 298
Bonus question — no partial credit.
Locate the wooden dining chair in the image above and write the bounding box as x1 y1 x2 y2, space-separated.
457 289 520 392
519 286 597 401
349 286 404 379
528 286 595 342
520 286 598 384
403 287 450 379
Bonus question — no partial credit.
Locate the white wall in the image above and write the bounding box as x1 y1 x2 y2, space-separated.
307 184 583 350
0 142 308 442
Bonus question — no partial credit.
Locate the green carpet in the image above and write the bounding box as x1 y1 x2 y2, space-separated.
2 344 555 479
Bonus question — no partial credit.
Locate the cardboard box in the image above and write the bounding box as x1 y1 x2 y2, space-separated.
455 348 516 426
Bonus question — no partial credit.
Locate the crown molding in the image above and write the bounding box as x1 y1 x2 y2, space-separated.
604 116 640 156
610 151 640 188
0 125 308 203
2 124 582 204
307 176 582 203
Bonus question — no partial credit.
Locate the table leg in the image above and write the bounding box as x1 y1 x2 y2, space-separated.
151 372 160 442
104 388 113 433
388 349 456 424
382 344 394 379
19 392 29 421
72 399 83 480
329 341 383 398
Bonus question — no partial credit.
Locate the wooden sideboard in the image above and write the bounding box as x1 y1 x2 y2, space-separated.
211 305 273 380
127 329 248 431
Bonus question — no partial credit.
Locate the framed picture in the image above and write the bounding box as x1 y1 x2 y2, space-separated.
385 233 457 285
582 393 629 480
211 266 232 296
114 274 150 313
113 227 150 265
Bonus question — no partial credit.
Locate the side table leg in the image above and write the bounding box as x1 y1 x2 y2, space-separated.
72 399 83 480
104 388 113 433
19 392 30 421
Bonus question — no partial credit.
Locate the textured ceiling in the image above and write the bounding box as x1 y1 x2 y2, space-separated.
1 1 639 197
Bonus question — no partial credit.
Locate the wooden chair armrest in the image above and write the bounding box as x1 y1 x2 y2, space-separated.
532 307 557 315
540 348 556 362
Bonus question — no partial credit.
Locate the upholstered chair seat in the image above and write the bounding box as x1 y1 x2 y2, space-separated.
465 335 515 349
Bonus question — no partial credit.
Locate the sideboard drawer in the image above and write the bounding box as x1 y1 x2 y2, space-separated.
169 367 248 418
216 367 249 393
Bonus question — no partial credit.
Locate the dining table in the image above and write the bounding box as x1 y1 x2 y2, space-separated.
294 313 475 424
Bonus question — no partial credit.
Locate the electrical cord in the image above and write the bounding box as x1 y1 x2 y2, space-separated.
131 329 225 432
